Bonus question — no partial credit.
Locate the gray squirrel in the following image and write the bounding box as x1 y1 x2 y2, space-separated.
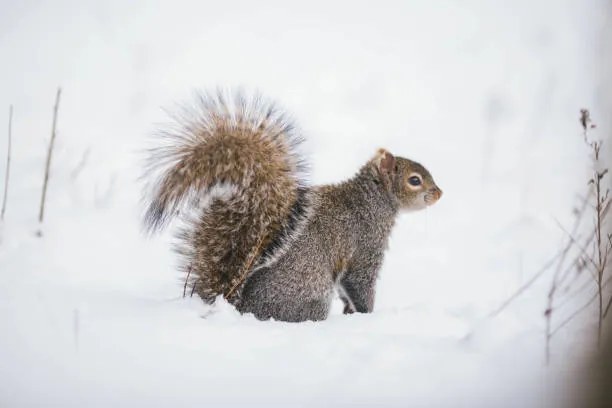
143 91 442 322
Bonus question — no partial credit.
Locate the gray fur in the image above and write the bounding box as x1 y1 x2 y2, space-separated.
144 92 442 322
239 163 406 322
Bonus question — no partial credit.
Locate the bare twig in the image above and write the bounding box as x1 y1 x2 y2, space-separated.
595 169 604 345
557 233 597 291
546 245 573 364
603 291 612 318
183 264 192 298
584 110 609 346
190 278 197 297
1 105 13 221
573 109 610 347
593 167 608 345
553 219 599 274
556 274 612 311
488 249 564 318
550 291 599 338
545 198 590 364
544 109 611 362
38 88 62 231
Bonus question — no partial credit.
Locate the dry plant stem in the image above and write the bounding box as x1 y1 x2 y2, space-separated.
549 275 612 341
596 171 603 346
553 233 597 305
1 105 13 221
546 243 573 364
183 265 192 298
579 109 610 347
555 219 600 276
39 88 61 226
556 269 609 311
590 144 609 346
190 280 197 297
543 110 610 361
605 232 612 316
604 289 612 318
545 200 590 364
550 291 599 337
488 248 565 319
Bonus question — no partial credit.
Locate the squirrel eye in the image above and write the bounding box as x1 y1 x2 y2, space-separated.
408 176 422 186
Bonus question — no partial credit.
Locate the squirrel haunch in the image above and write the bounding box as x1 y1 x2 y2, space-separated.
143 91 442 321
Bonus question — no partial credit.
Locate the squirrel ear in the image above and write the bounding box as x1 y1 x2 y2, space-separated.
374 148 396 175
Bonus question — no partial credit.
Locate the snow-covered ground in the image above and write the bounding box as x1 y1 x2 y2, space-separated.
0 1 609 406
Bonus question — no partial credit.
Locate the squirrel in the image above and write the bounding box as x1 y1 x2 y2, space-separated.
143 91 442 322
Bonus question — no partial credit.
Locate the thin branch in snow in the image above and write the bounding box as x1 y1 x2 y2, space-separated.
547 109 611 356
578 109 611 346
488 249 563 319
38 88 62 235
545 209 590 364
183 264 192 298
602 289 612 318
553 219 599 276
550 291 599 338
190 278 197 297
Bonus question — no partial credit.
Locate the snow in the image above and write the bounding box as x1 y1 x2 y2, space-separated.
0 0 609 406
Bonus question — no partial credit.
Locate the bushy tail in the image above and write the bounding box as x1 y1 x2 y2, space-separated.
143 90 308 303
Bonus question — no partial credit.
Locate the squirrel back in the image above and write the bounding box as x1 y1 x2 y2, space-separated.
143 91 311 303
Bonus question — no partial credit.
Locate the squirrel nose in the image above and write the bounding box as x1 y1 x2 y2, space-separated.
430 187 442 202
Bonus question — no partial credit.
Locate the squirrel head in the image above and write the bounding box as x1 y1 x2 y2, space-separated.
372 148 442 211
